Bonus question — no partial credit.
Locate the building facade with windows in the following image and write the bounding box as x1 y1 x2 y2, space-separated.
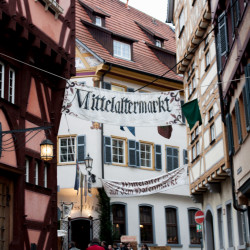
167 0 249 249
0 0 75 249
211 0 250 248
57 0 200 249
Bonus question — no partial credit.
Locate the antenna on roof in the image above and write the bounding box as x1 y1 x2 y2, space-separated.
125 0 130 9
152 17 157 25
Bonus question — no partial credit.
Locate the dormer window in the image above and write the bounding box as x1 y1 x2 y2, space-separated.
95 16 102 26
155 39 162 47
113 40 131 60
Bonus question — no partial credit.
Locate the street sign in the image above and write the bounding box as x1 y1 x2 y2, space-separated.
195 210 205 224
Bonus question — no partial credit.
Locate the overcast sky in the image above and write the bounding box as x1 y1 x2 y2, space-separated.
119 0 168 23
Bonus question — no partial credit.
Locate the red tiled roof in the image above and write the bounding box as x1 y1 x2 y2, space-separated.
76 0 182 82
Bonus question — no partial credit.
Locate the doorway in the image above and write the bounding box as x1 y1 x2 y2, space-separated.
205 210 215 250
71 219 91 250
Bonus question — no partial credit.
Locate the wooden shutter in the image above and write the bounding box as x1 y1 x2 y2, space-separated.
155 144 162 171
104 136 112 163
128 140 136 167
225 113 234 156
235 99 242 144
183 149 188 164
77 135 85 163
136 141 140 167
218 12 228 56
181 100 185 123
102 82 111 90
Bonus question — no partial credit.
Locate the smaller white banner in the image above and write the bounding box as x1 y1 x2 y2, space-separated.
62 82 182 127
101 166 187 197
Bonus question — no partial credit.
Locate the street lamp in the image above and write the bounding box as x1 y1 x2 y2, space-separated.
40 139 54 161
83 153 93 174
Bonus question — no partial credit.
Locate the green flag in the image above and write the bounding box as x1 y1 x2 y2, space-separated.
181 99 202 130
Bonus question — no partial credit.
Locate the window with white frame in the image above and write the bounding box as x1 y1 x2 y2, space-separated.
25 158 29 183
210 123 215 142
59 137 76 163
226 203 234 247
113 40 131 60
188 82 192 96
179 9 184 34
192 145 196 160
0 62 4 98
95 16 102 26
209 107 214 120
196 141 200 156
155 39 161 47
192 76 197 89
140 143 152 168
8 68 15 104
205 51 210 68
217 207 224 249
35 161 39 185
112 138 125 164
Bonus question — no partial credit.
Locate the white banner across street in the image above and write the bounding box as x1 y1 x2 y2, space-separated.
101 166 187 197
62 82 182 126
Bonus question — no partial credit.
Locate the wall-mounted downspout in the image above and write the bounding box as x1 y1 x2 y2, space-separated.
214 34 247 213
100 64 112 179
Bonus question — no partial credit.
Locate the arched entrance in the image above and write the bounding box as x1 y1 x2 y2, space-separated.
205 210 215 250
70 218 91 250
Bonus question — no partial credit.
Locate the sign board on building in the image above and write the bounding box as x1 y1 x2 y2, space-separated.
120 236 137 242
196 224 202 232
195 210 205 224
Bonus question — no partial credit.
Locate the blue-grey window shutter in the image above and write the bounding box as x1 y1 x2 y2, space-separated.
102 82 111 90
166 147 179 172
128 140 136 167
77 135 85 163
173 148 179 170
181 100 185 123
104 136 112 163
216 35 222 73
136 141 140 167
225 113 234 156
218 12 228 56
183 149 188 164
243 64 250 131
231 0 240 32
235 99 242 144
127 88 134 92
242 85 250 131
155 144 162 171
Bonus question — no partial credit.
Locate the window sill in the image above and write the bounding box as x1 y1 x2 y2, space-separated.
166 244 183 248
139 244 157 247
205 64 210 72
210 139 216 145
189 244 202 248
178 25 185 38
227 247 235 250
238 244 247 250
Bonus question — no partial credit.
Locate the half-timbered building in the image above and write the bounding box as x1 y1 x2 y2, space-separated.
0 0 75 249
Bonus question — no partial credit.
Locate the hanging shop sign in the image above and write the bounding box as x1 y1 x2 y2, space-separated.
62 82 182 127
101 166 187 197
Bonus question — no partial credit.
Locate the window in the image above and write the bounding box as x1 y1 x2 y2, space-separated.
139 206 153 243
188 83 192 96
231 0 240 34
237 211 246 246
112 138 125 164
166 146 179 171
25 158 29 183
179 9 184 35
217 207 224 249
59 137 76 163
205 51 210 69
226 203 234 247
183 149 188 164
226 113 234 156
188 209 201 245
140 143 152 168
113 40 131 60
204 35 209 49
0 62 4 98
35 161 39 185
155 39 161 47
8 68 15 103
112 204 126 242
192 145 196 160
112 84 126 92
192 77 196 90
44 163 48 188
210 123 215 142
166 207 178 244
196 141 200 156
95 16 102 26
191 132 195 142
209 107 214 120
195 127 199 137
